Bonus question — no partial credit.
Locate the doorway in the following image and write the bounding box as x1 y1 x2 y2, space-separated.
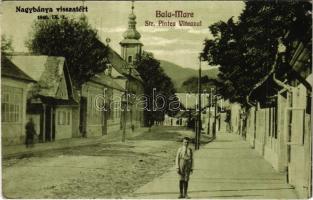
80 97 87 137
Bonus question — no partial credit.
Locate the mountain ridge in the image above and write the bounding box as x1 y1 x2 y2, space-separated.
159 60 220 92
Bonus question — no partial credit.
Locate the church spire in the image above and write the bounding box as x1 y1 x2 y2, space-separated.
122 0 141 40
131 0 134 14
120 0 143 63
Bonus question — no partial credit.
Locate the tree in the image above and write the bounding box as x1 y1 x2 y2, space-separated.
26 16 109 87
135 52 180 126
1 35 14 55
180 75 221 93
202 1 312 107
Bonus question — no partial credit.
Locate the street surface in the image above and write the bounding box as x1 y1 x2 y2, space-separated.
132 132 298 199
2 127 193 198
2 128 298 199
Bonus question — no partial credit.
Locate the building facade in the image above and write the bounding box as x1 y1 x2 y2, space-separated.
80 73 125 137
242 34 312 198
7 55 78 143
1 56 36 145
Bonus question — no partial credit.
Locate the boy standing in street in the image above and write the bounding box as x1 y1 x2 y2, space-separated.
176 137 194 198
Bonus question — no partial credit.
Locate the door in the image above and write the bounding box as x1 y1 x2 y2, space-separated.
80 97 87 137
45 105 55 142
102 103 108 135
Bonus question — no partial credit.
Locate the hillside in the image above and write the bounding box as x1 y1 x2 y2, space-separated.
159 60 220 91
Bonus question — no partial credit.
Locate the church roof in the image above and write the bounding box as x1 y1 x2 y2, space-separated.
107 47 142 82
90 73 125 92
122 3 141 40
128 13 136 20
123 29 141 40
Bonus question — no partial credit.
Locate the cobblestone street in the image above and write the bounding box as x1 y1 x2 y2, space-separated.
2 127 195 198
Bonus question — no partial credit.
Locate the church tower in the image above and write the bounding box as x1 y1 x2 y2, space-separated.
120 1 143 65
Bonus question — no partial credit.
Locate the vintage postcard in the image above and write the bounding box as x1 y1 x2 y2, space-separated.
1 0 312 199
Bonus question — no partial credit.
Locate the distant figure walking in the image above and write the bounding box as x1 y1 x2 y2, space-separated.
25 118 37 148
176 137 194 198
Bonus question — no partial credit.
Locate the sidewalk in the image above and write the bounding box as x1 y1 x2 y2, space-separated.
2 128 148 159
131 132 298 199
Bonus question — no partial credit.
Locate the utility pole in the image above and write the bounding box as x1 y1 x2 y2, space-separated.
213 86 217 138
122 66 133 142
196 56 202 150
122 93 126 142
208 95 211 135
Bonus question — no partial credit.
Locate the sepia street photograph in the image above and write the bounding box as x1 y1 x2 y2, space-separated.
1 0 312 199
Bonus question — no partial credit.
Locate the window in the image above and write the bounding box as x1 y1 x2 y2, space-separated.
128 56 132 63
109 102 121 121
87 92 103 124
108 102 113 120
267 106 278 139
57 110 71 125
114 102 120 120
67 111 71 125
273 107 278 139
89 95 93 117
1 86 22 122
58 111 65 125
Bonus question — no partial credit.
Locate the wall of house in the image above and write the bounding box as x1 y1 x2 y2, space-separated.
1 77 31 145
245 105 282 171
250 106 280 167
277 93 288 172
82 82 105 137
55 106 73 140
81 80 138 138
263 106 280 171
219 112 227 133
106 78 143 134
230 103 241 134
246 107 256 147
227 39 311 198
242 82 311 198
254 107 267 156
131 104 142 128
288 84 311 198
72 107 80 138
164 116 187 127
107 89 122 134
128 79 145 128
107 120 121 134
202 111 209 134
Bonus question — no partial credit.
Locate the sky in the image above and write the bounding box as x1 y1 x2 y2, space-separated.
2 1 245 69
